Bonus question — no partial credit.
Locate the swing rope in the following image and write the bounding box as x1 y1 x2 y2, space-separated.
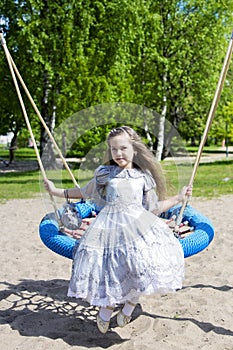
175 30 233 229
0 31 79 188
0 30 61 224
0 30 80 228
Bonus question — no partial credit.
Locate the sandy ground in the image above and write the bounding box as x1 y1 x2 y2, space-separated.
0 194 232 350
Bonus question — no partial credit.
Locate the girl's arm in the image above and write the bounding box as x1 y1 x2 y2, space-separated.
44 179 83 199
153 185 192 215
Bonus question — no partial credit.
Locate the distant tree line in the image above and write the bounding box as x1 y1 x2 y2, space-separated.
0 0 233 167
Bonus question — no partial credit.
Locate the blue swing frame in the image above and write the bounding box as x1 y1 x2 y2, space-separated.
39 202 214 259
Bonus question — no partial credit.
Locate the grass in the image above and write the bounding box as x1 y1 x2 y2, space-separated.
0 146 37 160
0 170 41 201
0 147 233 202
163 160 233 198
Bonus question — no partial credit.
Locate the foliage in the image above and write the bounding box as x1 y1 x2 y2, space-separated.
209 100 233 144
166 1 233 145
0 0 233 163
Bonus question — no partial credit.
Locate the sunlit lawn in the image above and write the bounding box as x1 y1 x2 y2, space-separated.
0 146 232 202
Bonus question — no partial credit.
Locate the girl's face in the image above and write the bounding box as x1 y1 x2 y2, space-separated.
109 134 134 169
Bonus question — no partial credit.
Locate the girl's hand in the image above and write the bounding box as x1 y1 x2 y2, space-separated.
178 185 193 202
186 184 193 197
44 178 56 194
62 227 84 239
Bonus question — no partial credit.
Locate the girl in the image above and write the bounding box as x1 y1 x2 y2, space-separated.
44 126 192 333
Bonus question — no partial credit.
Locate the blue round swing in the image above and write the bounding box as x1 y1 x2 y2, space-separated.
39 201 214 259
160 204 214 258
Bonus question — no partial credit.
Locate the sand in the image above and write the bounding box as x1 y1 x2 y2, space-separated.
0 195 232 350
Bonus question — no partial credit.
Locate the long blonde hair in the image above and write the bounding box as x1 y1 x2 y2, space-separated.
105 126 167 200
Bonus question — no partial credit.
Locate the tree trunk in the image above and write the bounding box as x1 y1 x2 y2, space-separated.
9 131 18 164
144 107 153 151
62 131 67 156
40 71 57 169
156 72 167 161
162 106 184 159
8 123 21 164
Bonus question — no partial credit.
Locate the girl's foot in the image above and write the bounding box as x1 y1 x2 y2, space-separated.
96 306 114 333
116 310 132 327
116 301 136 327
97 312 110 333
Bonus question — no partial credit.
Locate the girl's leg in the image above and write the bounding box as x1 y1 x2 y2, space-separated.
121 300 137 317
97 306 114 334
99 306 114 321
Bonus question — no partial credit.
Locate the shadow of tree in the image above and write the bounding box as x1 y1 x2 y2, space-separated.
183 283 233 292
0 279 232 348
142 310 233 337
140 283 233 337
0 279 129 348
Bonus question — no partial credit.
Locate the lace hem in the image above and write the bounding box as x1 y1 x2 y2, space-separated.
68 244 184 307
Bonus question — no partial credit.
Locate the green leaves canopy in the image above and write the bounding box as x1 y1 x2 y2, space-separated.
0 0 233 159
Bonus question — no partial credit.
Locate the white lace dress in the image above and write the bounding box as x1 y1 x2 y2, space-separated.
67 165 184 307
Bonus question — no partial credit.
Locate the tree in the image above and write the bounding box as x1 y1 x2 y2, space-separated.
150 0 233 157
1 0 233 167
1 0 91 168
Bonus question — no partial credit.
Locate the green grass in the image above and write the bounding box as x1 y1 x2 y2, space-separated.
193 160 233 197
0 168 94 203
0 170 41 201
0 147 232 201
0 146 37 160
163 160 233 198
